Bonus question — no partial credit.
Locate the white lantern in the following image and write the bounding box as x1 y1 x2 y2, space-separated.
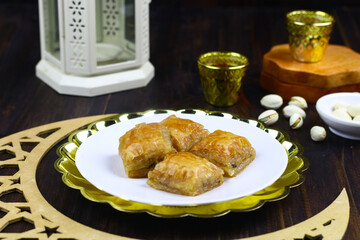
36 0 154 96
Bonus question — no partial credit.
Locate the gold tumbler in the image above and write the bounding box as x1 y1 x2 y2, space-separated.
286 10 334 63
197 52 249 107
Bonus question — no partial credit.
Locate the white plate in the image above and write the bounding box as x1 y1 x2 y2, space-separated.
75 113 288 206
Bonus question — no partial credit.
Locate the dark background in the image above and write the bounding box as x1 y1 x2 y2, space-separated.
0 0 359 239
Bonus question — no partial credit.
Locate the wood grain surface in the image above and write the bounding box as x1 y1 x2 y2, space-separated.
260 71 360 102
0 0 359 239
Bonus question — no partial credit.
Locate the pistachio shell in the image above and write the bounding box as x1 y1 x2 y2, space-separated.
282 105 306 119
332 108 352 120
289 96 308 109
258 109 279 125
260 94 283 109
289 113 303 129
310 126 326 141
353 115 360 121
347 103 360 117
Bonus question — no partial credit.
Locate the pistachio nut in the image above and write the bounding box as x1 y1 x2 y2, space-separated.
288 96 308 109
332 108 352 121
289 113 303 129
346 103 360 117
258 109 279 125
282 105 306 119
333 102 349 111
310 126 326 141
260 94 283 109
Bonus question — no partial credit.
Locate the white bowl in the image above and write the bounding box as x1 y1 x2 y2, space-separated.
316 92 360 140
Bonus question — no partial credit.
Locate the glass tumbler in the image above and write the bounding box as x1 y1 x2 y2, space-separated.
197 52 249 107
286 10 334 63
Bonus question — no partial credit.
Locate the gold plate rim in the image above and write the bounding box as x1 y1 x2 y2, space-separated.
55 109 308 218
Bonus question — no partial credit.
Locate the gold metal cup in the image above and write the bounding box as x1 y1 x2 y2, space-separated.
197 52 249 107
286 10 335 63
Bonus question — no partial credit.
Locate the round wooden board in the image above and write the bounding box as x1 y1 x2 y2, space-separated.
260 44 360 102
260 71 360 103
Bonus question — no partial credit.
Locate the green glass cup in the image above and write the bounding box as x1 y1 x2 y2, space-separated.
286 10 335 63
197 52 249 107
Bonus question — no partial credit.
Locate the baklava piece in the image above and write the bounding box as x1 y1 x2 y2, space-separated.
119 123 176 178
190 130 256 177
147 152 224 196
161 115 209 152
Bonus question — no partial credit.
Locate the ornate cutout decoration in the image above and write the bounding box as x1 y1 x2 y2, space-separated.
0 115 128 239
67 0 87 70
241 189 349 240
103 0 120 36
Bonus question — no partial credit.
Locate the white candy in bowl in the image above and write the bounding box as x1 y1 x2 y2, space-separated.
316 92 360 140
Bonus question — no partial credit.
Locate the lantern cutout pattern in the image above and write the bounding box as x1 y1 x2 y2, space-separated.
36 0 154 96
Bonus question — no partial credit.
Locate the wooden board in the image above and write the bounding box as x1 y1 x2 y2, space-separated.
260 44 360 102
260 71 360 103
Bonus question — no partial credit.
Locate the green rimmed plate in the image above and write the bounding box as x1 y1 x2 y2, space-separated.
55 109 308 218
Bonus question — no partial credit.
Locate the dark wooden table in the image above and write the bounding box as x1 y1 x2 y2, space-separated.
0 0 359 239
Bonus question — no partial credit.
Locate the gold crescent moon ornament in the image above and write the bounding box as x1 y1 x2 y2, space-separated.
241 188 350 240
0 114 350 239
0 114 129 239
